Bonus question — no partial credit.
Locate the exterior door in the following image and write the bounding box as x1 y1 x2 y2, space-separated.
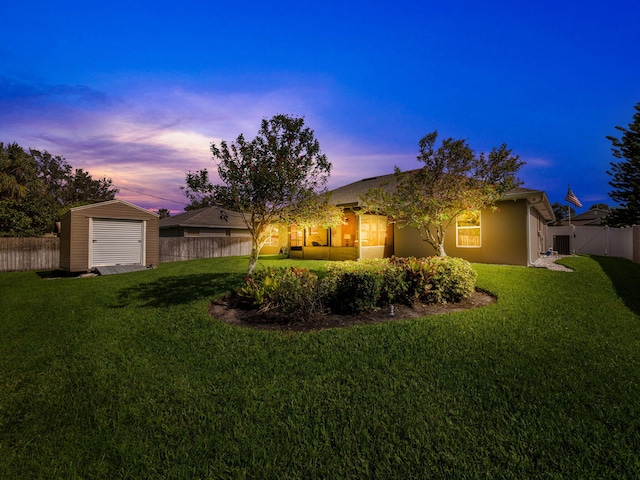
553 235 571 255
91 219 144 267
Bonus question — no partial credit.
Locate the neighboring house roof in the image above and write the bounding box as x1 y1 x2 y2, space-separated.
159 206 248 229
326 174 555 222
558 207 611 226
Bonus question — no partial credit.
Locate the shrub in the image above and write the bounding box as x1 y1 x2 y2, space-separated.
236 267 325 321
390 256 477 304
234 256 477 321
389 256 430 302
421 256 477 303
324 259 407 314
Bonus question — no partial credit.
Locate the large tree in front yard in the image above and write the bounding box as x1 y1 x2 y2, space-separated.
362 131 524 256
187 114 340 275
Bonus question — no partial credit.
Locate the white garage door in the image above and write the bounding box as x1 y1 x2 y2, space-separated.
91 219 144 267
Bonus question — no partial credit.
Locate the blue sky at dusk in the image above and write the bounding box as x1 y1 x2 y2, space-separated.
1 0 639 213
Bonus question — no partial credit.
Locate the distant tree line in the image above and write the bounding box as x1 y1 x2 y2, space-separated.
0 142 118 237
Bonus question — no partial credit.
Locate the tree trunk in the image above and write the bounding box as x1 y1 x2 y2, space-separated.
247 240 260 276
420 226 448 257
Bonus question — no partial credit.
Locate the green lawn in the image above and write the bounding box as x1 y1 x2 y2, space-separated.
1 255 639 479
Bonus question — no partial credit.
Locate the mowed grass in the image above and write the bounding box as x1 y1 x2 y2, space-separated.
1 255 639 479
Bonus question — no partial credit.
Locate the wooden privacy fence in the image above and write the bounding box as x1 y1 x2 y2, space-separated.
0 237 60 272
0 237 253 272
159 237 252 263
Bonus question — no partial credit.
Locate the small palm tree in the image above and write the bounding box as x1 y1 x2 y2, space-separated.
0 143 39 200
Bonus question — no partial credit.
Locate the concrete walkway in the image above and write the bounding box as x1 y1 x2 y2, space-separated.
531 254 573 272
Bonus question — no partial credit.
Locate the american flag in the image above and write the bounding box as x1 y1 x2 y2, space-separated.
565 185 582 208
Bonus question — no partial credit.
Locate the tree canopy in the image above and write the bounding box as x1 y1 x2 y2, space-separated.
551 202 576 225
362 131 524 256
0 143 118 236
607 102 640 226
157 208 171 219
183 114 342 275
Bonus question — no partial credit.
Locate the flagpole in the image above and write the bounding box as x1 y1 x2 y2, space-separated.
568 204 573 253
565 184 582 255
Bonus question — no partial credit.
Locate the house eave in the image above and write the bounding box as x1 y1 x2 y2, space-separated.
503 190 555 223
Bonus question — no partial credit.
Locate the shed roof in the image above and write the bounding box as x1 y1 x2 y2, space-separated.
64 199 158 218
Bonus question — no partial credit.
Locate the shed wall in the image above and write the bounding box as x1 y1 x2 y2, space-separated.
62 201 158 272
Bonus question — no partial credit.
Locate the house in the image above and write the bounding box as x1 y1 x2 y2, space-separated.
556 206 611 226
159 206 250 237
287 174 555 266
159 206 287 255
60 200 159 273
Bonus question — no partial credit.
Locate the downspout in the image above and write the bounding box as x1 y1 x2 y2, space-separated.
356 215 362 260
527 203 533 266
527 197 546 266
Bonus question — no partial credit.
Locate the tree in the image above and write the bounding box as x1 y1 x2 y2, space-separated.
362 131 524 256
607 102 640 226
0 143 118 236
551 202 576 225
33 149 117 209
0 142 39 200
180 169 218 211
185 114 338 275
157 208 171 219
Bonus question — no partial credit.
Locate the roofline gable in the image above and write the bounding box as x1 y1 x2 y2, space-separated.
67 199 159 217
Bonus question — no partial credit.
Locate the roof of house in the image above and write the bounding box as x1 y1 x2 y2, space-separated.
159 206 248 229
326 174 556 222
327 173 397 207
161 173 556 228
558 207 611 226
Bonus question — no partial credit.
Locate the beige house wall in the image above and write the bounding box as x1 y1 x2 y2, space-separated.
394 199 530 266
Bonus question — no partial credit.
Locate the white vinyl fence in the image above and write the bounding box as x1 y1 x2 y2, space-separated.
548 225 640 263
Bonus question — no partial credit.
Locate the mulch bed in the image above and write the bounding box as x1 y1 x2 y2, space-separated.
209 290 496 332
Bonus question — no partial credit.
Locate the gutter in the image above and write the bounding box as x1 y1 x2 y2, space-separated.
527 196 548 266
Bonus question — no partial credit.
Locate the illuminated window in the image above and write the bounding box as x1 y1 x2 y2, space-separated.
263 225 279 246
360 215 388 247
307 226 327 246
290 226 304 247
456 211 481 248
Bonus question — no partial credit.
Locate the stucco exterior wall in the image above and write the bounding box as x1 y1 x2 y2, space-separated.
393 199 530 266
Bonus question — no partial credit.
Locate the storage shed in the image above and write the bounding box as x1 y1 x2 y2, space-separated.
60 200 159 273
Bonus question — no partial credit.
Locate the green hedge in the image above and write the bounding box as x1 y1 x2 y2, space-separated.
236 256 477 319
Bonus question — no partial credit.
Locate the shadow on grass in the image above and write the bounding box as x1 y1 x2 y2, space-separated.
115 272 244 308
593 255 640 316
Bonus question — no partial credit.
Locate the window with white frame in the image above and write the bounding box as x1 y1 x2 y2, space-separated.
456 210 481 248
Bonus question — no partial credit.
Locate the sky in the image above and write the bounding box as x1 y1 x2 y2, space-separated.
1 0 639 214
